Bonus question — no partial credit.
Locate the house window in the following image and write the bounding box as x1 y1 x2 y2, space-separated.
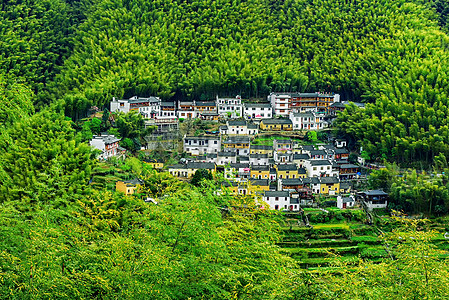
275 197 279 201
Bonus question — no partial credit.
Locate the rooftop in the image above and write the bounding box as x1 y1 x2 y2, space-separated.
310 160 332 166
264 191 290 197
277 164 298 171
262 118 293 125
186 162 216 170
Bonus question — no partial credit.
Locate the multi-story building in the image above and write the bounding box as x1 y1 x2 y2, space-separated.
90 135 121 160
217 152 237 165
217 96 243 118
276 164 299 179
250 145 273 156
249 154 269 166
183 135 221 155
110 96 161 118
263 191 292 211
177 101 197 119
304 160 333 177
195 101 217 114
250 165 270 180
268 93 291 117
268 92 340 116
159 102 177 120
243 103 273 119
289 112 327 130
222 136 251 156
319 177 340 195
273 139 292 152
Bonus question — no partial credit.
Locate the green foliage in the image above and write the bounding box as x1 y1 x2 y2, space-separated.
0 76 34 127
0 110 95 203
191 169 213 186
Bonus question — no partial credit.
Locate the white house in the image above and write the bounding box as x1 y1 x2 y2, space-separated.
243 103 272 119
263 191 291 211
90 135 121 160
304 160 333 177
217 151 238 165
217 95 243 118
110 96 161 118
249 154 269 166
268 93 291 117
220 120 259 136
289 112 327 130
358 190 389 211
183 135 221 155
225 163 251 181
337 195 356 209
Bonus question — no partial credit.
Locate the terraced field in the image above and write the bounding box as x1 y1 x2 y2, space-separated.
277 210 389 269
278 210 449 270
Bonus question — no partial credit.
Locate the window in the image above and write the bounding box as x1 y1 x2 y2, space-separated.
214 141 218 144
275 197 278 201
322 188 325 191
313 167 317 171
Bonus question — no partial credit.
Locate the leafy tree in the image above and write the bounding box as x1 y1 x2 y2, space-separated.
191 169 213 186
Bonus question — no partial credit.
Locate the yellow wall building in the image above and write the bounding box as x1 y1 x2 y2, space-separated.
116 178 144 195
260 119 293 131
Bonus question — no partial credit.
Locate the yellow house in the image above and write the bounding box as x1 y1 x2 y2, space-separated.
319 177 340 195
168 164 190 178
248 179 270 193
276 164 299 179
250 165 270 180
260 119 293 131
144 158 164 169
169 162 216 179
116 178 144 195
250 144 273 156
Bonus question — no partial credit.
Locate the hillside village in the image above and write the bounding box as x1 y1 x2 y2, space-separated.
90 92 386 212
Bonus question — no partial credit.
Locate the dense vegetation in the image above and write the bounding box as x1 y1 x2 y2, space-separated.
2 0 449 297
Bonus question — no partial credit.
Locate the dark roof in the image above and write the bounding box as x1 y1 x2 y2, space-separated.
184 135 220 140
161 101 175 107
361 190 388 196
320 177 339 184
340 164 359 169
301 145 315 151
277 164 297 171
228 120 246 126
244 103 271 108
270 168 276 173
196 101 216 106
247 124 258 129
186 162 215 170
250 179 269 186
250 153 269 159
290 198 300 204
335 148 349 154
330 102 346 108
303 177 320 184
298 167 307 174
310 150 327 156
275 139 291 144
262 118 292 125
229 163 250 169
168 164 187 169
251 165 269 171
251 145 273 150
293 154 310 160
239 156 250 162
123 178 144 185
281 178 303 186
342 196 355 203
220 125 228 130
218 151 237 157
264 191 290 197
310 160 332 166
92 135 120 144
206 153 218 158
223 136 251 143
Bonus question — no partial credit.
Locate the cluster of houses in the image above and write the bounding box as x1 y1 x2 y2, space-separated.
98 93 386 212
108 92 363 134
166 131 378 211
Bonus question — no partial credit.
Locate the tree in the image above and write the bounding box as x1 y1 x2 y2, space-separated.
191 169 213 186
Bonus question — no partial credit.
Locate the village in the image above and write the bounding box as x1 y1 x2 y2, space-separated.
90 92 388 213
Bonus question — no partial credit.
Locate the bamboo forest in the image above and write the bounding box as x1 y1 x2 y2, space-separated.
1 0 449 299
